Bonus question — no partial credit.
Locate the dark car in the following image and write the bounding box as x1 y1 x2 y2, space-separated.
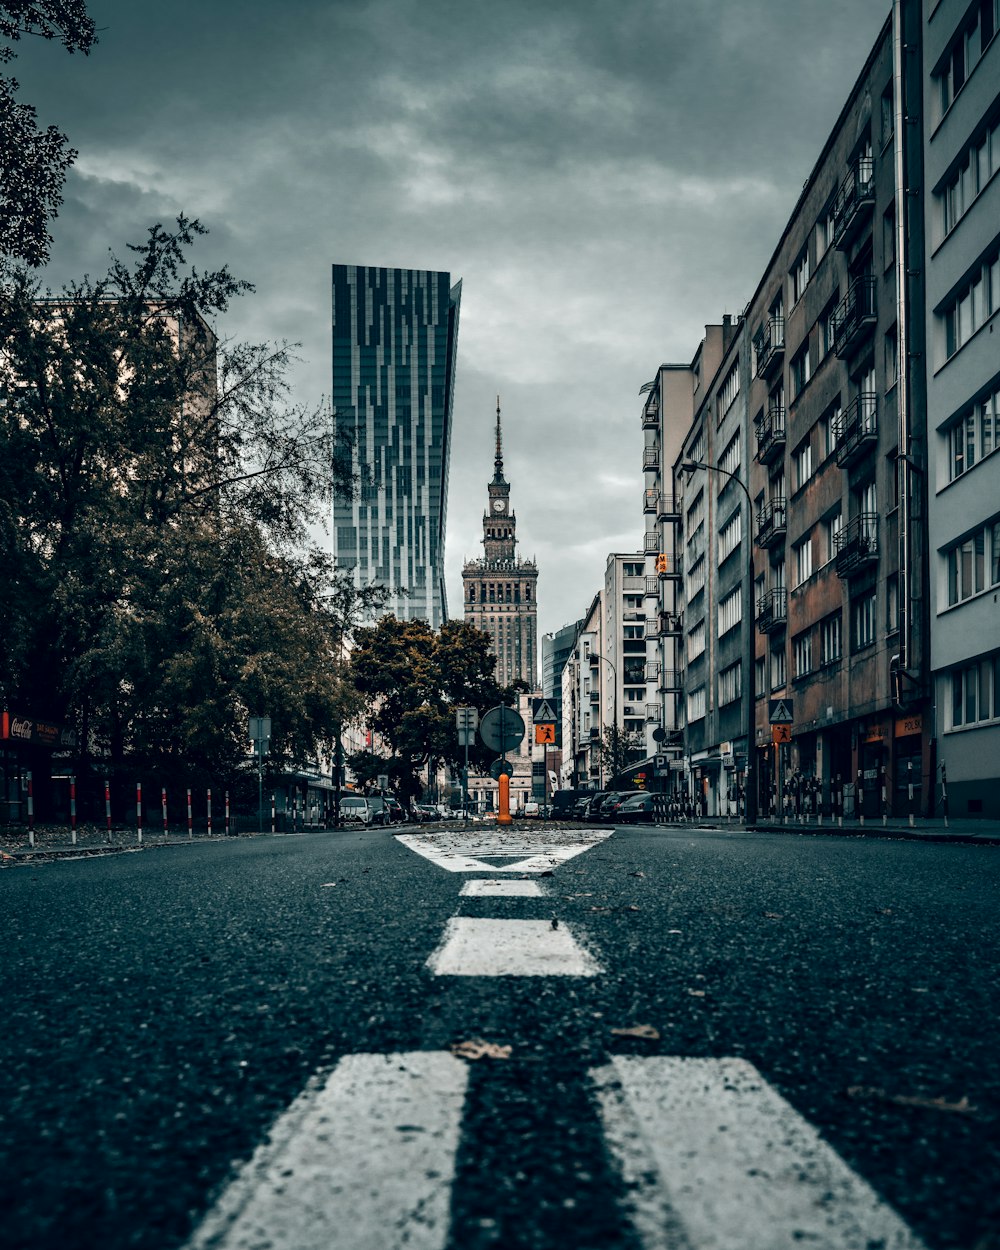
596 791 631 821
615 791 655 823
384 796 406 823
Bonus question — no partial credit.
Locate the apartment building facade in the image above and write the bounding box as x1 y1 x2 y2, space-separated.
922 0 1000 817
560 593 603 788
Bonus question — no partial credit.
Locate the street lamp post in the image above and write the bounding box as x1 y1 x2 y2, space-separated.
679 459 759 828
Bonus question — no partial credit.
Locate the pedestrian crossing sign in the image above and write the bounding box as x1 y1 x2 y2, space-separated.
532 698 558 724
769 698 794 724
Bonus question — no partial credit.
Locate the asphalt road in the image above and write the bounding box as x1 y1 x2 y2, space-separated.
2 824 997 1250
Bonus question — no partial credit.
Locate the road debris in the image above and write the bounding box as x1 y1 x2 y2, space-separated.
610 1024 660 1041
846 1086 978 1115
451 1039 512 1061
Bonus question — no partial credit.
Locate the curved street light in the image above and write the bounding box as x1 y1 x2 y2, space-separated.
679 459 759 827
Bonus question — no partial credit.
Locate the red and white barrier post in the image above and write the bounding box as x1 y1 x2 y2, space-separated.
270 792 276 836
136 781 143 844
225 789 231 837
207 787 212 837
27 771 34 848
105 779 112 840
161 787 168 838
70 775 77 846
186 787 193 839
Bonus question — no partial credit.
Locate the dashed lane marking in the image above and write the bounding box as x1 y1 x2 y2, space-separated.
591 1055 926 1250
460 878 544 897
185 1052 468 1250
426 917 602 976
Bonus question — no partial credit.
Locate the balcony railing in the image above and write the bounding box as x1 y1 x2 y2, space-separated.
756 587 788 634
645 661 660 682
589 690 600 705
643 488 659 514
643 574 659 598
657 493 680 521
833 156 875 250
755 498 787 549
658 669 682 692
657 610 682 637
832 276 877 359
644 703 663 723
642 447 660 471
754 405 786 466
643 532 660 554
833 393 878 468
835 512 879 577
641 402 659 429
754 315 785 379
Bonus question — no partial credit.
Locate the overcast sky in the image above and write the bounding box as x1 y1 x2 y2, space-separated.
13 0 890 642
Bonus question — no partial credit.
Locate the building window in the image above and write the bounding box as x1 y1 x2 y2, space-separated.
820 613 843 666
755 656 767 697
945 521 1000 604
886 574 900 635
880 84 894 149
793 631 814 679
793 440 813 491
939 114 1000 237
719 510 742 563
818 299 839 361
816 205 837 260
687 619 706 661
790 247 810 306
883 205 895 270
884 323 899 387
770 646 787 690
718 586 743 636
794 535 814 587
947 387 999 479
851 590 877 651
718 432 741 479
718 361 741 416
719 661 742 705
686 489 705 535
622 561 643 576
936 1 999 118
942 245 1000 359
687 686 706 723
823 510 843 564
949 656 999 729
790 344 812 400
687 553 706 600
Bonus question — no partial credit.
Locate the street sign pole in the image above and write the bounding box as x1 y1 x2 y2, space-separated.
498 704 511 826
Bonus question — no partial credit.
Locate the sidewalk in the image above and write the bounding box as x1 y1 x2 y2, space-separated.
671 813 1000 845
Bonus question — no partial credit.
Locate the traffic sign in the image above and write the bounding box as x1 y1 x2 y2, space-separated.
490 759 515 780
480 705 526 753
534 723 556 744
652 726 666 744
654 753 670 772
455 706 479 730
457 728 476 747
532 698 558 724
769 698 794 725
772 724 792 744
377 773 389 790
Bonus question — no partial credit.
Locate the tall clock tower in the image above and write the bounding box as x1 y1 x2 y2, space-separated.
463 400 538 689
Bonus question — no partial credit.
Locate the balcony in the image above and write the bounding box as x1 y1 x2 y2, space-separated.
755 498 787 549
642 447 660 471
657 493 681 522
833 156 875 251
643 574 659 598
643 532 660 554
644 703 663 723
641 401 659 430
833 393 878 468
588 652 599 668
589 726 601 741
657 610 682 637
645 661 660 682
832 276 877 359
754 405 786 466
756 587 787 635
589 690 600 706
754 315 785 380
835 512 879 577
658 669 682 693
643 488 658 514
657 553 683 580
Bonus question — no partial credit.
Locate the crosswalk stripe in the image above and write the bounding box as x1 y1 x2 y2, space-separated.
427 917 602 976
184 1052 468 1250
591 1056 926 1250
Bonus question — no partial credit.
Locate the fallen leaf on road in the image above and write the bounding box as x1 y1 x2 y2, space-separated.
625 905 640 912
764 912 783 920
320 882 337 888
610 1024 660 1040
588 906 612 912
687 988 706 997
667 929 683 935
551 918 559 929
877 907 893 915
846 1086 978 1115
451 1039 512 1061
630 871 646 878
564 893 593 898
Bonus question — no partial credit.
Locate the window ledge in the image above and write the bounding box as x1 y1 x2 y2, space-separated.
937 444 1000 496
935 309 1000 377
931 32 1000 141
939 583 1000 615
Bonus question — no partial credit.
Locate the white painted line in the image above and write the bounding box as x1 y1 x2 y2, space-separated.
185 1052 468 1250
460 878 544 897
591 1056 926 1250
396 831 612 874
427 917 601 976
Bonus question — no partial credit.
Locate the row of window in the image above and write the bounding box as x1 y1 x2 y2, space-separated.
939 112 1000 238
792 508 847 586
718 511 742 564
935 0 999 120
792 613 843 679
468 582 533 603
718 586 743 636
942 244 1000 359
946 385 998 480
945 518 1000 606
948 654 1000 731
718 361 740 417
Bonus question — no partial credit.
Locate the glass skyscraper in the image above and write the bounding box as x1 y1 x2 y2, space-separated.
331 265 462 628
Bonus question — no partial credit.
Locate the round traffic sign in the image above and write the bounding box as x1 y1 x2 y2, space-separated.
490 759 515 780
479 705 525 753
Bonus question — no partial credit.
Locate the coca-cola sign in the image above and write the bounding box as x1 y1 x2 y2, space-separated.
1 711 76 748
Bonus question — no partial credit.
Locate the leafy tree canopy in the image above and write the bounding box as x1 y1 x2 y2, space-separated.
599 723 645 783
1 1 97 267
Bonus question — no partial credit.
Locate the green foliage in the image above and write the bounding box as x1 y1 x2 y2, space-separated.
347 616 507 800
599 723 645 781
0 217 372 783
1 2 97 267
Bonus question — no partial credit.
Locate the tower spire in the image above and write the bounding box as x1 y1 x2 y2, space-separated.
493 394 506 483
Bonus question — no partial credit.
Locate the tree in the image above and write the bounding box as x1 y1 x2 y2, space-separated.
1 2 97 266
0 218 367 790
346 616 507 802
599 723 644 783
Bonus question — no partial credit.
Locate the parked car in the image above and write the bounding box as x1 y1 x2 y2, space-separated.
384 796 406 823
412 804 440 823
615 791 655 823
337 795 375 824
523 800 540 817
596 792 631 821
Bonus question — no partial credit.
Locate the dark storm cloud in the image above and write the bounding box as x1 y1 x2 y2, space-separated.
10 0 890 637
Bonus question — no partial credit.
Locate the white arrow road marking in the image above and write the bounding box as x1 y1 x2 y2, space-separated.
185 1052 468 1250
396 828 612 874
460 878 544 897
427 917 602 976
591 1056 926 1250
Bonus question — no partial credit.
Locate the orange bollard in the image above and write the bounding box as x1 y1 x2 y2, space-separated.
497 772 512 825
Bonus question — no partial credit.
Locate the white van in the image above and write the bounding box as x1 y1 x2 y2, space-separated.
338 795 374 824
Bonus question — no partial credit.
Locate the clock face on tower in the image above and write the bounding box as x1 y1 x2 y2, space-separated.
492 498 505 513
